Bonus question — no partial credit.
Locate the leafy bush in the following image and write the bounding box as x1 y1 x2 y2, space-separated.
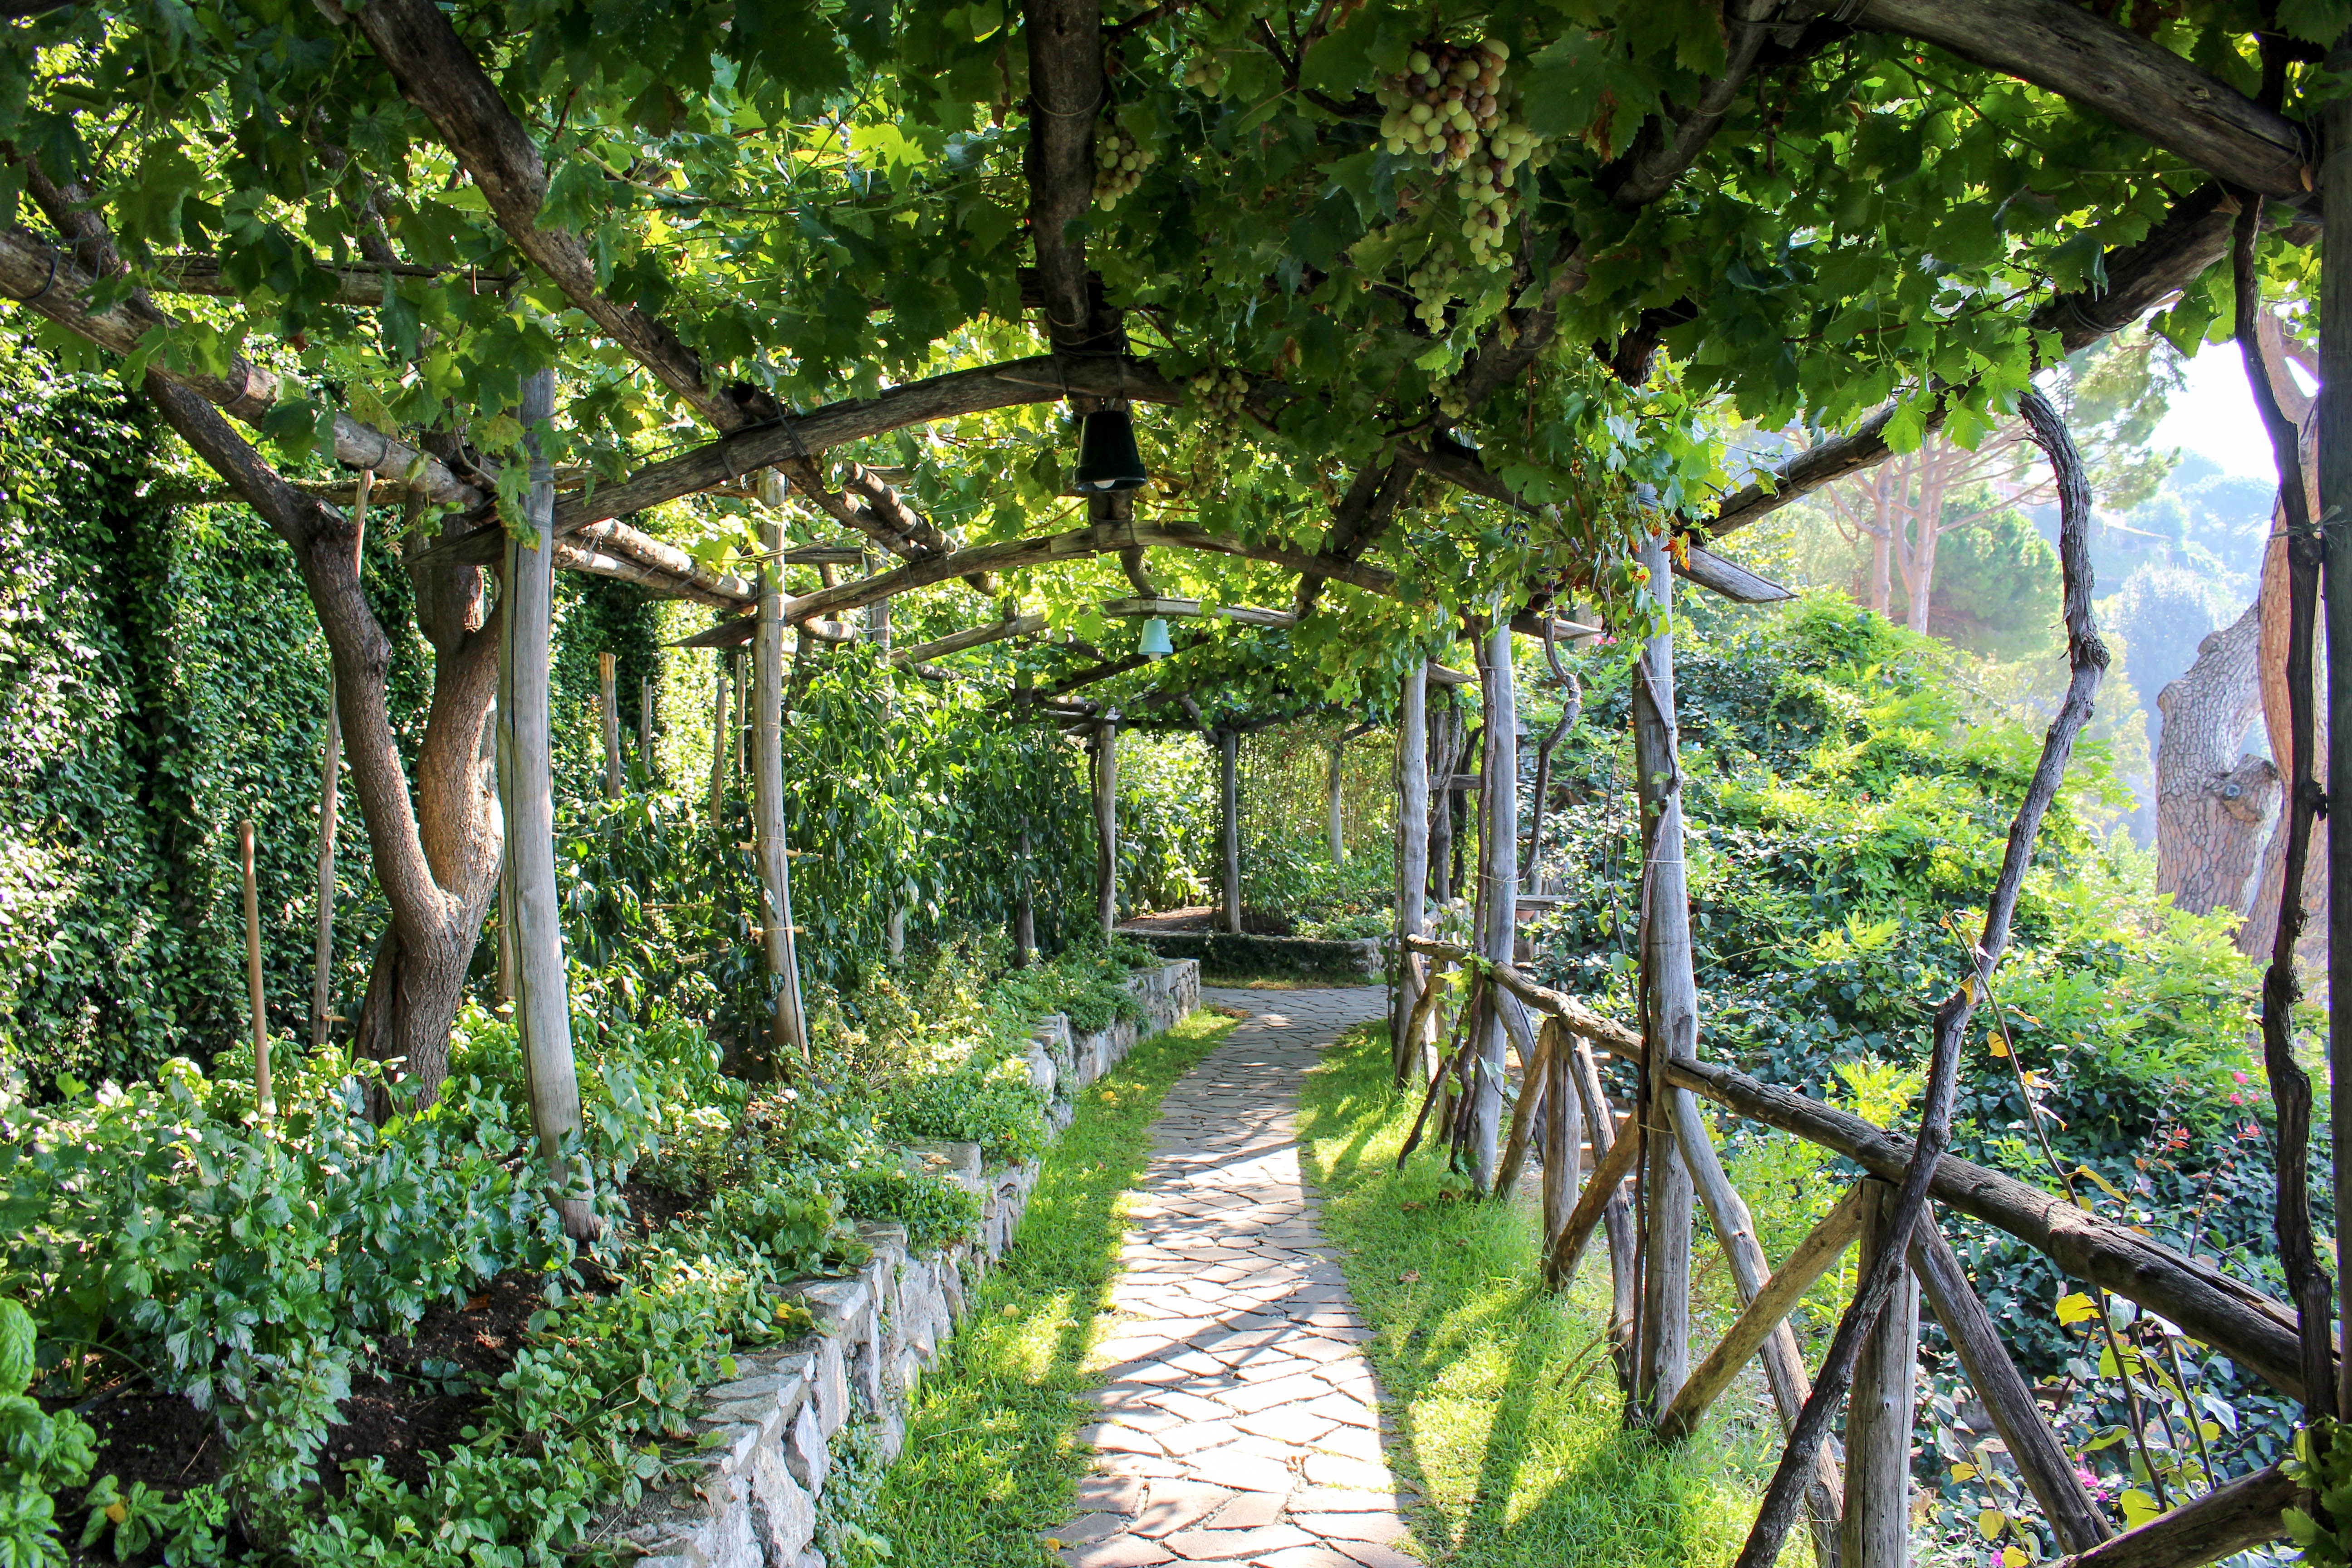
0 1301 92 1568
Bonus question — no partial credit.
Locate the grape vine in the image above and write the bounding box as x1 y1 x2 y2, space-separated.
1094 121 1153 209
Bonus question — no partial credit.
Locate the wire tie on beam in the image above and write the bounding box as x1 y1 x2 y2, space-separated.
11 247 59 304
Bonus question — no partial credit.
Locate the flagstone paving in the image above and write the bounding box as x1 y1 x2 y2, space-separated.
1050 985 1422 1568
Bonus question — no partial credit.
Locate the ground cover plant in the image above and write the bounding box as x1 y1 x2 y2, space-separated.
863 1009 1239 1566
1296 1020 1798 1567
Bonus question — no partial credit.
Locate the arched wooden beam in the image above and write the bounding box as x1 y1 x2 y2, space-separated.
1806 0 2313 202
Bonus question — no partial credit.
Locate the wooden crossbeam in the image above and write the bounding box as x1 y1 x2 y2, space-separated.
2053 1461 2298 1568
1405 935 1645 1060
892 612 1049 666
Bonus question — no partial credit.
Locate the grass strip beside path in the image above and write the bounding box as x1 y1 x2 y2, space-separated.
1296 1021 1800 1568
868 1008 1239 1566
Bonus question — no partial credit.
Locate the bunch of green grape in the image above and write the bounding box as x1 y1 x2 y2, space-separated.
1458 113 1541 267
1406 250 1461 331
1095 122 1154 209
1181 49 1231 97
1434 374 1470 422
1377 39 1510 173
1187 366 1251 486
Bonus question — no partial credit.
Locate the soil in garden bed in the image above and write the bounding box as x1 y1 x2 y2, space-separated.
46 1177 711 1561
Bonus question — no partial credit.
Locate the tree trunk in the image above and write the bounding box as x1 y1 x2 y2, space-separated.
1473 617 1518 1193
1841 1179 1919 1568
1219 728 1242 935
312 691 341 1047
1394 665 1430 1083
1633 532 1695 1419
1097 716 1121 934
2155 598 2274 915
753 469 809 1068
498 366 598 1242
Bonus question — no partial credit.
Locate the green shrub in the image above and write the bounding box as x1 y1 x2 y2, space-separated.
837 1165 984 1251
0 1302 92 1568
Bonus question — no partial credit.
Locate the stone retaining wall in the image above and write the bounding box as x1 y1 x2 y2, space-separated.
598 959 1200 1568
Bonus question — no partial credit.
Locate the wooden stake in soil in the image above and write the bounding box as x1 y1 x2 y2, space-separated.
1219 727 1241 936
1326 732 1347 866
240 818 271 1117
1014 815 1037 966
497 367 598 1240
599 650 622 799
1393 663 1431 1083
639 675 654 774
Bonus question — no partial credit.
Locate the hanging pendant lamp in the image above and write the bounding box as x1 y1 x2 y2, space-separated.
1073 408 1149 492
1138 617 1174 658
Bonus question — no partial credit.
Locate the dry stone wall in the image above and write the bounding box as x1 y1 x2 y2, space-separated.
597 959 1200 1568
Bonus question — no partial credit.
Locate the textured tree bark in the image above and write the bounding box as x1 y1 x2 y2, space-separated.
499 368 597 1242
1219 729 1241 935
753 471 809 1069
2155 600 2273 916
2243 496 2330 961
1632 534 1695 1418
1474 617 1519 1194
1540 1044 1581 1260
1393 665 1430 1083
1840 1180 1919 1568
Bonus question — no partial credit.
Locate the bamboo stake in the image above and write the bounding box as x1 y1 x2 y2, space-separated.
1014 815 1036 965
599 651 622 799
639 675 653 773
501 367 598 1241
1326 733 1346 865
311 693 341 1049
1097 715 1121 934
1841 1178 1920 1568
240 819 271 1117
1911 1214 2112 1553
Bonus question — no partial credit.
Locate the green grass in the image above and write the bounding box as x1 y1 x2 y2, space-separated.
867 1008 1239 1566
1296 1020 1806 1568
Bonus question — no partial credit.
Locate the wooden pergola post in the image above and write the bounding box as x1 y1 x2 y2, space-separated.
1219 727 1241 936
311 691 341 1048
598 650 622 799
753 468 809 1068
498 366 596 1240
2322 59 2352 1416
708 650 730 826
1326 733 1346 865
1473 616 1519 1191
1633 530 1696 1417
1095 714 1120 935
1014 814 1037 965
1842 1179 1921 1567
1393 663 1430 1084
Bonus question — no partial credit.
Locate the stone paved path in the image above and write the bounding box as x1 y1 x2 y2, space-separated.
1051 986 1420 1568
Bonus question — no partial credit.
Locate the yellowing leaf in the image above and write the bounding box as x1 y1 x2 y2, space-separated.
1987 1036 2011 1058
2120 1488 2165 1529
1949 1461 1979 1482
2003 1549 2029 1568
1976 1508 2005 1541
2074 1165 2129 1204
2056 1291 2099 1326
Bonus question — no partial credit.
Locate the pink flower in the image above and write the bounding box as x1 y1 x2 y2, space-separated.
2228 1093 2244 1106
2233 1071 2250 1085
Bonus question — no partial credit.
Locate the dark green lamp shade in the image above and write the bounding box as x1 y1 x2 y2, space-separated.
1138 617 1174 657
1073 409 1149 492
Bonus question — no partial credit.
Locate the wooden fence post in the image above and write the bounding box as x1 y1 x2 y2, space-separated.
1327 733 1347 865
599 651 622 799
1842 1178 1920 1568
240 818 271 1117
708 650 730 826
1096 715 1121 935
311 692 341 1049
1474 614 1518 1192
1394 663 1430 1083
753 468 809 1067
1632 531 1696 1416
498 366 597 1240
1428 694 1458 904
1219 727 1241 936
